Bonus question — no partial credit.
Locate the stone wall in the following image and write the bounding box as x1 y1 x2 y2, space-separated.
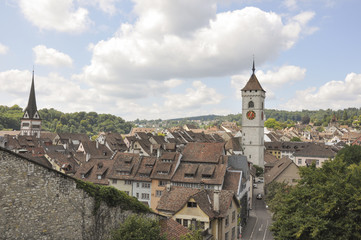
0 147 156 240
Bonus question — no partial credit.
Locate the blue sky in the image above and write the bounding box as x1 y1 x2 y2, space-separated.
0 0 360 121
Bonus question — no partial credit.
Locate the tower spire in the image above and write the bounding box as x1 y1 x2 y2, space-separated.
21 69 42 137
252 56 255 74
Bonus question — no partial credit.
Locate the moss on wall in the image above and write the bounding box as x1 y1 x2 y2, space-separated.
75 180 151 214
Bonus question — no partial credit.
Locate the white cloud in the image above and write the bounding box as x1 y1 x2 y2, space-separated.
164 81 223 110
231 65 306 99
19 0 91 33
0 43 9 54
33 45 73 67
283 73 361 110
133 0 217 37
78 0 118 15
76 5 315 103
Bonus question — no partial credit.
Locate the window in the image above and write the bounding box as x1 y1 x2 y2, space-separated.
183 219 188 228
141 193 150 199
176 218 181 224
97 175 102 180
81 174 85 179
156 190 163 197
316 160 320 166
225 232 229 240
248 101 254 108
298 159 302 165
136 183 140 188
187 202 197 208
159 181 167 186
225 216 229 226
136 193 139 198
232 211 236 222
125 180 132 185
232 227 235 240
142 183 150 188
112 179 117 184
125 191 129 195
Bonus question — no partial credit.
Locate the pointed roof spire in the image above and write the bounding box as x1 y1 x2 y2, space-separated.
252 56 255 74
23 70 39 119
241 58 265 92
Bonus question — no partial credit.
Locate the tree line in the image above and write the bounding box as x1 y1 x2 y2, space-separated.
2 105 361 134
0 105 133 136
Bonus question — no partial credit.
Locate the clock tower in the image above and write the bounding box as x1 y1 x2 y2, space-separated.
241 61 265 166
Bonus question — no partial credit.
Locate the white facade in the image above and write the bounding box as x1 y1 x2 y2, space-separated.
20 116 41 138
241 73 265 167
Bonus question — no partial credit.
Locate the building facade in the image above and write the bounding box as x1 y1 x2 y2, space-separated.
241 62 265 166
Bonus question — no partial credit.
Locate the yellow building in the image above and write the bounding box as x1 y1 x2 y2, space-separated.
157 186 241 240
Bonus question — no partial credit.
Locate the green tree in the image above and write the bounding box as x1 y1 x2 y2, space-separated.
110 215 166 240
270 147 361 240
264 118 281 130
253 165 264 177
301 115 310 124
290 137 302 142
180 226 203 240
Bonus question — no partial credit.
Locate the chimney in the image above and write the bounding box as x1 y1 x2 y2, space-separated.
213 190 220 212
150 144 153 155
166 183 171 192
96 141 99 149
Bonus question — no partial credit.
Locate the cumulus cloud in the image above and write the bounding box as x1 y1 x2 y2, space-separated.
0 43 9 54
231 65 306 99
76 4 315 102
19 0 91 33
33 45 73 67
282 73 361 110
133 0 217 37
164 81 223 110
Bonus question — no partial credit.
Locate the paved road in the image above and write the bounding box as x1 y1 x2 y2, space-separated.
241 182 274 240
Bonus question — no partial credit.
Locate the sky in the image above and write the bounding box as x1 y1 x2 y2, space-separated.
0 0 361 121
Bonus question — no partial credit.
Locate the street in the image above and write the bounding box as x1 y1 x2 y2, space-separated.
241 182 274 240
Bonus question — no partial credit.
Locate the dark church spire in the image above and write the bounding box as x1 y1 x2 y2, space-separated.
252 56 255 74
23 70 39 119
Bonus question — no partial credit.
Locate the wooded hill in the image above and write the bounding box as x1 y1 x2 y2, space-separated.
0 105 133 136
1 105 361 135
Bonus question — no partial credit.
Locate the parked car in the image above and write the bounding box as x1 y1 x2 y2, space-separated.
256 193 263 200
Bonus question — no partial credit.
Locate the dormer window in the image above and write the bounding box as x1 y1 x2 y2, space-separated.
185 173 194 178
202 174 212 179
187 202 197 208
97 175 102 180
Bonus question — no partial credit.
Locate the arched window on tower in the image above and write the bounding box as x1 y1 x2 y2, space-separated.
248 101 254 108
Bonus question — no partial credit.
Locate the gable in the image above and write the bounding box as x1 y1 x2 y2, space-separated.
174 197 210 220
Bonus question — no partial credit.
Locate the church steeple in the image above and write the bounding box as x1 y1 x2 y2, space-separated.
23 70 40 119
252 57 255 74
241 60 265 92
20 70 42 138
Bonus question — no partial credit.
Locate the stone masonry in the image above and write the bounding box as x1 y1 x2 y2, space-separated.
0 147 157 240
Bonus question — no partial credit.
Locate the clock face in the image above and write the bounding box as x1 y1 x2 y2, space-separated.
246 111 256 120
